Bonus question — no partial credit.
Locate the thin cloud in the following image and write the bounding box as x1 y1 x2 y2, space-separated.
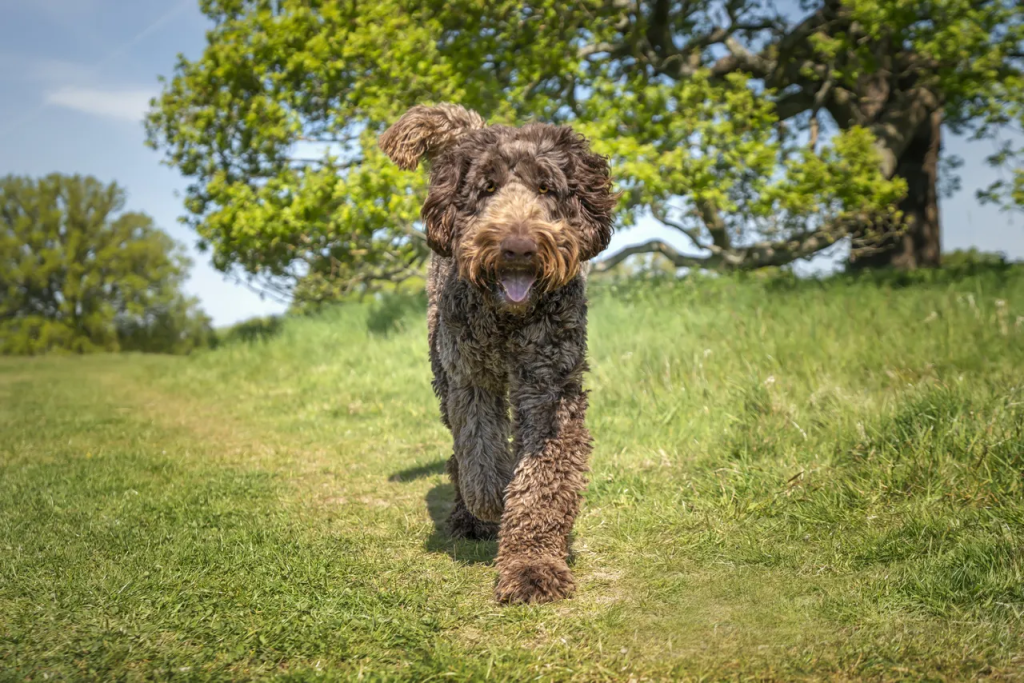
0 55 96 84
31 59 97 84
45 86 155 122
0 0 190 138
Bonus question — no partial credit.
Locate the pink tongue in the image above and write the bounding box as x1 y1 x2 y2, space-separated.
501 272 536 303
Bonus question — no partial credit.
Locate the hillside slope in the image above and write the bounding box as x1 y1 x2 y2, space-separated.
2 269 1023 680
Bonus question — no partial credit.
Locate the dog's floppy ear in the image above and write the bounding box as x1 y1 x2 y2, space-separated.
419 156 464 257
380 104 485 257
560 129 617 261
379 104 485 170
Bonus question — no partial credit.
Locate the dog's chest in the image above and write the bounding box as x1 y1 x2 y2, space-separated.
439 302 533 386
431 259 587 390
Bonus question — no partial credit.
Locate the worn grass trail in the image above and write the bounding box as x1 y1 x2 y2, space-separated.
2 269 1024 681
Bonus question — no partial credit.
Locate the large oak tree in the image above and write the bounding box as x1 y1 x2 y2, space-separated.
146 1 1024 302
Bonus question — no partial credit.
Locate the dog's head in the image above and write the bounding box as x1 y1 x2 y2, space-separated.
380 104 615 311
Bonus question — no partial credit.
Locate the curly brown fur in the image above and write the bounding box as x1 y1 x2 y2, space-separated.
378 104 485 171
447 456 500 541
457 185 582 293
380 104 615 604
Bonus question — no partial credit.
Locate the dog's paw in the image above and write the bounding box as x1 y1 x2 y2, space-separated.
495 556 575 604
448 503 499 541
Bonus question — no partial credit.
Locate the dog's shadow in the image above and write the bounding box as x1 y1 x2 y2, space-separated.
389 460 498 565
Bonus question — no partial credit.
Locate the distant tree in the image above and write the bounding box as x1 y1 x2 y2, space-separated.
146 1 1023 301
114 297 216 355
0 174 212 355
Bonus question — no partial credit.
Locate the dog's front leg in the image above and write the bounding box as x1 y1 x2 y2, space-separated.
496 381 590 604
446 384 514 524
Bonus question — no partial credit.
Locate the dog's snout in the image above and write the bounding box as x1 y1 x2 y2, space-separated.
500 235 537 263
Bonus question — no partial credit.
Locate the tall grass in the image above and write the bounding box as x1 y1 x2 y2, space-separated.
2 266 1023 680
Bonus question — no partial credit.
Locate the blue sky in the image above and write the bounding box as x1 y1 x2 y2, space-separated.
2 0 1021 326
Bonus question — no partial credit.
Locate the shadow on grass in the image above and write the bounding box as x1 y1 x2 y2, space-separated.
388 459 498 565
215 315 284 346
421 482 576 567
424 482 498 565
387 459 446 482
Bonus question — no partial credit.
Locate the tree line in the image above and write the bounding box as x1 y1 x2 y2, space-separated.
5 1 1023 353
1 174 212 355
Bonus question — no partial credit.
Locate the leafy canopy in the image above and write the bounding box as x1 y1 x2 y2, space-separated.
0 174 212 355
146 1 1023 300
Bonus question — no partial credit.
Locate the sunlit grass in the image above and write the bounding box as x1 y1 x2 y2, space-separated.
2 266 1023 680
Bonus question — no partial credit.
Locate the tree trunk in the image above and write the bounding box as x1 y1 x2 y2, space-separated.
849 109 942 270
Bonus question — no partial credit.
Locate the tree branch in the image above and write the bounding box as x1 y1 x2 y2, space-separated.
775 89 815 121
650 206 707 250
720 227 844 269
695 199 732 250
595 239 718 273
598 214 875 274
708 36 773 77
579 41 627 58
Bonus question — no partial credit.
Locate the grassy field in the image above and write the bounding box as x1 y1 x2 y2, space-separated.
2 267 1024 681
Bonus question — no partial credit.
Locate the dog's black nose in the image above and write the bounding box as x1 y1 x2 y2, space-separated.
500 235 537 263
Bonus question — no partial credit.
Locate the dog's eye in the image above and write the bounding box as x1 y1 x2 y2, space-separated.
484 181 496 194
538 183 549 194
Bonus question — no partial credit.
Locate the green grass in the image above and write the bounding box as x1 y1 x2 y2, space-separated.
2 267 1024 681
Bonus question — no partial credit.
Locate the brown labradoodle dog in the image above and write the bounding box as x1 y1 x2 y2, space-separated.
379 104 616 604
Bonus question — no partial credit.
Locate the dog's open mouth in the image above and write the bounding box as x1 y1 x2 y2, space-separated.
499 270 537 304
